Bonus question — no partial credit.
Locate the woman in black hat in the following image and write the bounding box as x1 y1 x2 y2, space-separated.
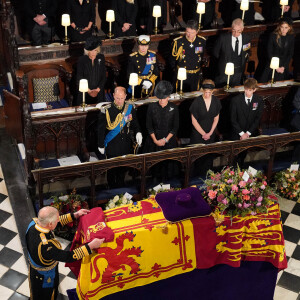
76 36 106 105
67 0 96 42
259 18 295 83
144 81 179 181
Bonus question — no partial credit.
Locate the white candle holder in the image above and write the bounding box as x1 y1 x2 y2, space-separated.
106 10 115 39
61 14 70 44
240 0 249 21
79 79 89 110
129 73 139 100
152 5 161 34
270 57 279 86
224 63 234 91
177 68 187 97
196 3 205 30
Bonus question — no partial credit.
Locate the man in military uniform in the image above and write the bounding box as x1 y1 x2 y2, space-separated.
127 35 159 98
98 86 143 188
26 206 104 300
171 19 206 92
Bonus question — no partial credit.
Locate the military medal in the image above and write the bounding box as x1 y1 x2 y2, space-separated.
190 43 194 48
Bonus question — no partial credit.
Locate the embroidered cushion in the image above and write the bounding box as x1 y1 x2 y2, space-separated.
155 187 211 222
32 76 59 103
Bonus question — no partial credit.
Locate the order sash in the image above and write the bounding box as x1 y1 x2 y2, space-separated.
104 104 133 148
26 220 56 288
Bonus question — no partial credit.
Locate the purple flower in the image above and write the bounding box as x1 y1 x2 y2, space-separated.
217 194 225 202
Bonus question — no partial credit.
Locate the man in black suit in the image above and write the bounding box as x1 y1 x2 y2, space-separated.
230 78 264 140
213 18 251 88
24 0 58 45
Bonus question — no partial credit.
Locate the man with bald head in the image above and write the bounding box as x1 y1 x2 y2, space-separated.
98 86 142 188
213 18 251 88
26 206 104 300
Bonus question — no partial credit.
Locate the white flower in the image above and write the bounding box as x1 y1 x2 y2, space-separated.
122 198 128 205
129 200 133 204
59 195 68 201
108 202 115 209
113 195 119 203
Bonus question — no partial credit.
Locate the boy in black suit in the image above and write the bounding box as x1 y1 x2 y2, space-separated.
213 18 251 88
230 78 264 166
230 78 264 141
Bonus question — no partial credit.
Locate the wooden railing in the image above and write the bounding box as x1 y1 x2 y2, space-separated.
32 132 300 208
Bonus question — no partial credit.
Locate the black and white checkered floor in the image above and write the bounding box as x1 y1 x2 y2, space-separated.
0 165 300 300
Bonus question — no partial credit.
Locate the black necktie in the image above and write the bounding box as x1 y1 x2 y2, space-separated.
247 98 251 106
235 37 239 55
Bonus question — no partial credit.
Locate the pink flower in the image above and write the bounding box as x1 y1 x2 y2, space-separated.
217 194 225 202
238 203 242 208
222 198 228 205
227 179 233 184
257 196 263 202
232 185 239 192
260 185 266 190
242 189 250 195
230 171 235 175
256 202 261 207
208 190 217 200
251 211 257 215
239 181 246 188
263 181 267 186
243 203 251 208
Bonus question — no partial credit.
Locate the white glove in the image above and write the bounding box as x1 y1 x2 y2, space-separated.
142 80 152 90
136 132 143 146
98 147 105 155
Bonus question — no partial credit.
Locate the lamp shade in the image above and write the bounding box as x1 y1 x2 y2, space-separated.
280 0 289 5
61 14 70 27
153 5 162 17
106 10 115 22
79 79 89 92
240 0 249 10
129 73 139 86
196 2 205 14
270 57 280 69
225 63 234 75
177 68 187 80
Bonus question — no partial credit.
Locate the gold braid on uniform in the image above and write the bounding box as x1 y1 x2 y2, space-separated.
172 38 183 61
59 213 73 226
38 242 57 267
106 103 129 130
73 245 90 260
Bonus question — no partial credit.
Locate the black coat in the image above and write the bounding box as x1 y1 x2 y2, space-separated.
24 0 57 31
213 32 251 86
76 53 106 104
230 93 264 140
112 0 138 37
261 0 295 23
260 33 295 83
66 0 95 42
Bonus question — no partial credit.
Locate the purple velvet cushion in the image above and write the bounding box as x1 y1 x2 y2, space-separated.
155 187 212 222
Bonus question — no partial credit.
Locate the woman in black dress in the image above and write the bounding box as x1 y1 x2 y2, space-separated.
260 18 295 83
144 81 179 181
67 0 95 42
77 36 106 105
189 79 221 176
190 79 221 145
112 0 138 37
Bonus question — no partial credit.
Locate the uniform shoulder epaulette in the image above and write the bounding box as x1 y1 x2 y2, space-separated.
40 233 48 245
130 52 138 57
101 103 111 113
148 50 156 54
173 36 182 41
197 35 206 40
